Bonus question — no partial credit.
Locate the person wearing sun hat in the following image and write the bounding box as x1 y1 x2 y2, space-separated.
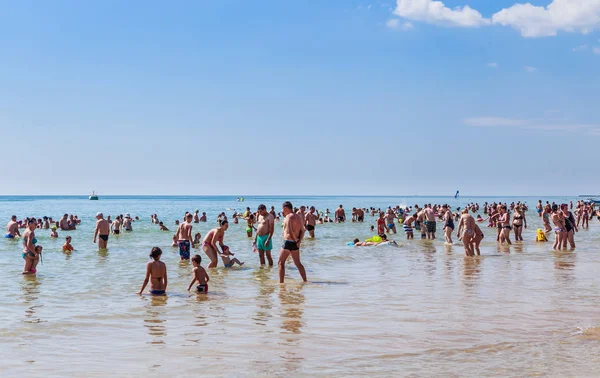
123 214 133 231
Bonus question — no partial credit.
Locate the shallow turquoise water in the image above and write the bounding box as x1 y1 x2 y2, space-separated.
1 195 599 377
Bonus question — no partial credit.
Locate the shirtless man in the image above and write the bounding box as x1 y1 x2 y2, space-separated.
59 214 70 231
278 201 307 283
93 213 110 249
5 215 21 238
175 213 195 260
199 212 207 222
335 204 346 223
456 209 476 256
416 208 426 239
384 209 397 234
255 204 275 266
193 210 200 223
423 204 437 239
402 213 415 239
111 215 122 235
305 206 318 238
536 200 543 217
296 206 307 235
355 208 365 222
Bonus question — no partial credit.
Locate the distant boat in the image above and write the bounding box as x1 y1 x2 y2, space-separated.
237 197 244 202
89 191 99 200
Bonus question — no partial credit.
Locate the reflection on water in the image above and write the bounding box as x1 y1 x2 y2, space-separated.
20 275 43 324
553 250 576 283
143 295 168 345
252 268 275 327
462 256 482 285
97 248 109 263
278 285 305 375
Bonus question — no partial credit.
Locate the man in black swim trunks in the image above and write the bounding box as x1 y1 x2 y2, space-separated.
279 201 307 283
93 212 110 250
305 206 317 238
335 204 346 223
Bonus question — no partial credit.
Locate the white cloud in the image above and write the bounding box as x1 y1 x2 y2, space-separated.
464 117 527 127
487 62 498 68
492 0 600 38
464 116 600 135
386 18 414 30
392 0 490 27
524 65 537 72
572 44 589 52
390 0 600 38
594 47 600 54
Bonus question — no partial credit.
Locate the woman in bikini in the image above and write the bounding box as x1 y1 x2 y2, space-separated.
456 209 476 257
551 204 567 250
582 203 590 229
202 220 229 268
542 204 552 233
512 206 527 241
497 205 512 245
22 218 40 274
138 247 167 295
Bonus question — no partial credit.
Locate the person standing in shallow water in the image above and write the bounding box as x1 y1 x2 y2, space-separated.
22 218 41 273
93 212 110 250
202 220 228 268
255 204 275 266
278 201 307 283
5 215 21 238
175 213 195 260
139 247 167 295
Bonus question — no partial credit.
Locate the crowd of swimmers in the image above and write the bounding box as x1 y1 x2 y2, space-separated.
5 199 597 292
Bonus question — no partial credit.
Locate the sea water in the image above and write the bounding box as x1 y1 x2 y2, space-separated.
1 195 599 377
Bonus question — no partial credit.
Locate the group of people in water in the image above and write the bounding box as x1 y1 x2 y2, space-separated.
5 199 597 293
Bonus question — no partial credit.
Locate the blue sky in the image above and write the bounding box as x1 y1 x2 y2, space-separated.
0 0 598 196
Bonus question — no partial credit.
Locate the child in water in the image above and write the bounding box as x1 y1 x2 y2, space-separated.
193 233 202 246
535 229 548 242
50 226 58 238
188 254 209 293
219 245 245 267
138 247 167 295
62 236 74 252
159 222 169 231
171 235 178 247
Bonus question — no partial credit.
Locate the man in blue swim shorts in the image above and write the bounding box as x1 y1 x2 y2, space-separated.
254 204 275 266
5 215 21 238
175 213 195 260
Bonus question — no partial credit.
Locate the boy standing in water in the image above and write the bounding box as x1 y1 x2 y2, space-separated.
188 254 210 293
175 213 194 260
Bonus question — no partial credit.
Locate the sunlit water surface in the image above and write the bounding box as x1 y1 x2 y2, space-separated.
1 195 599 377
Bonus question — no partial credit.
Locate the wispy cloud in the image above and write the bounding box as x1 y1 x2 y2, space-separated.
487 62 498 68
464 117 526 127
524 66 537 72
594 47 600 55
464 116 600 135
572 44 588 52
391 0 600 38
386 18 414 30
